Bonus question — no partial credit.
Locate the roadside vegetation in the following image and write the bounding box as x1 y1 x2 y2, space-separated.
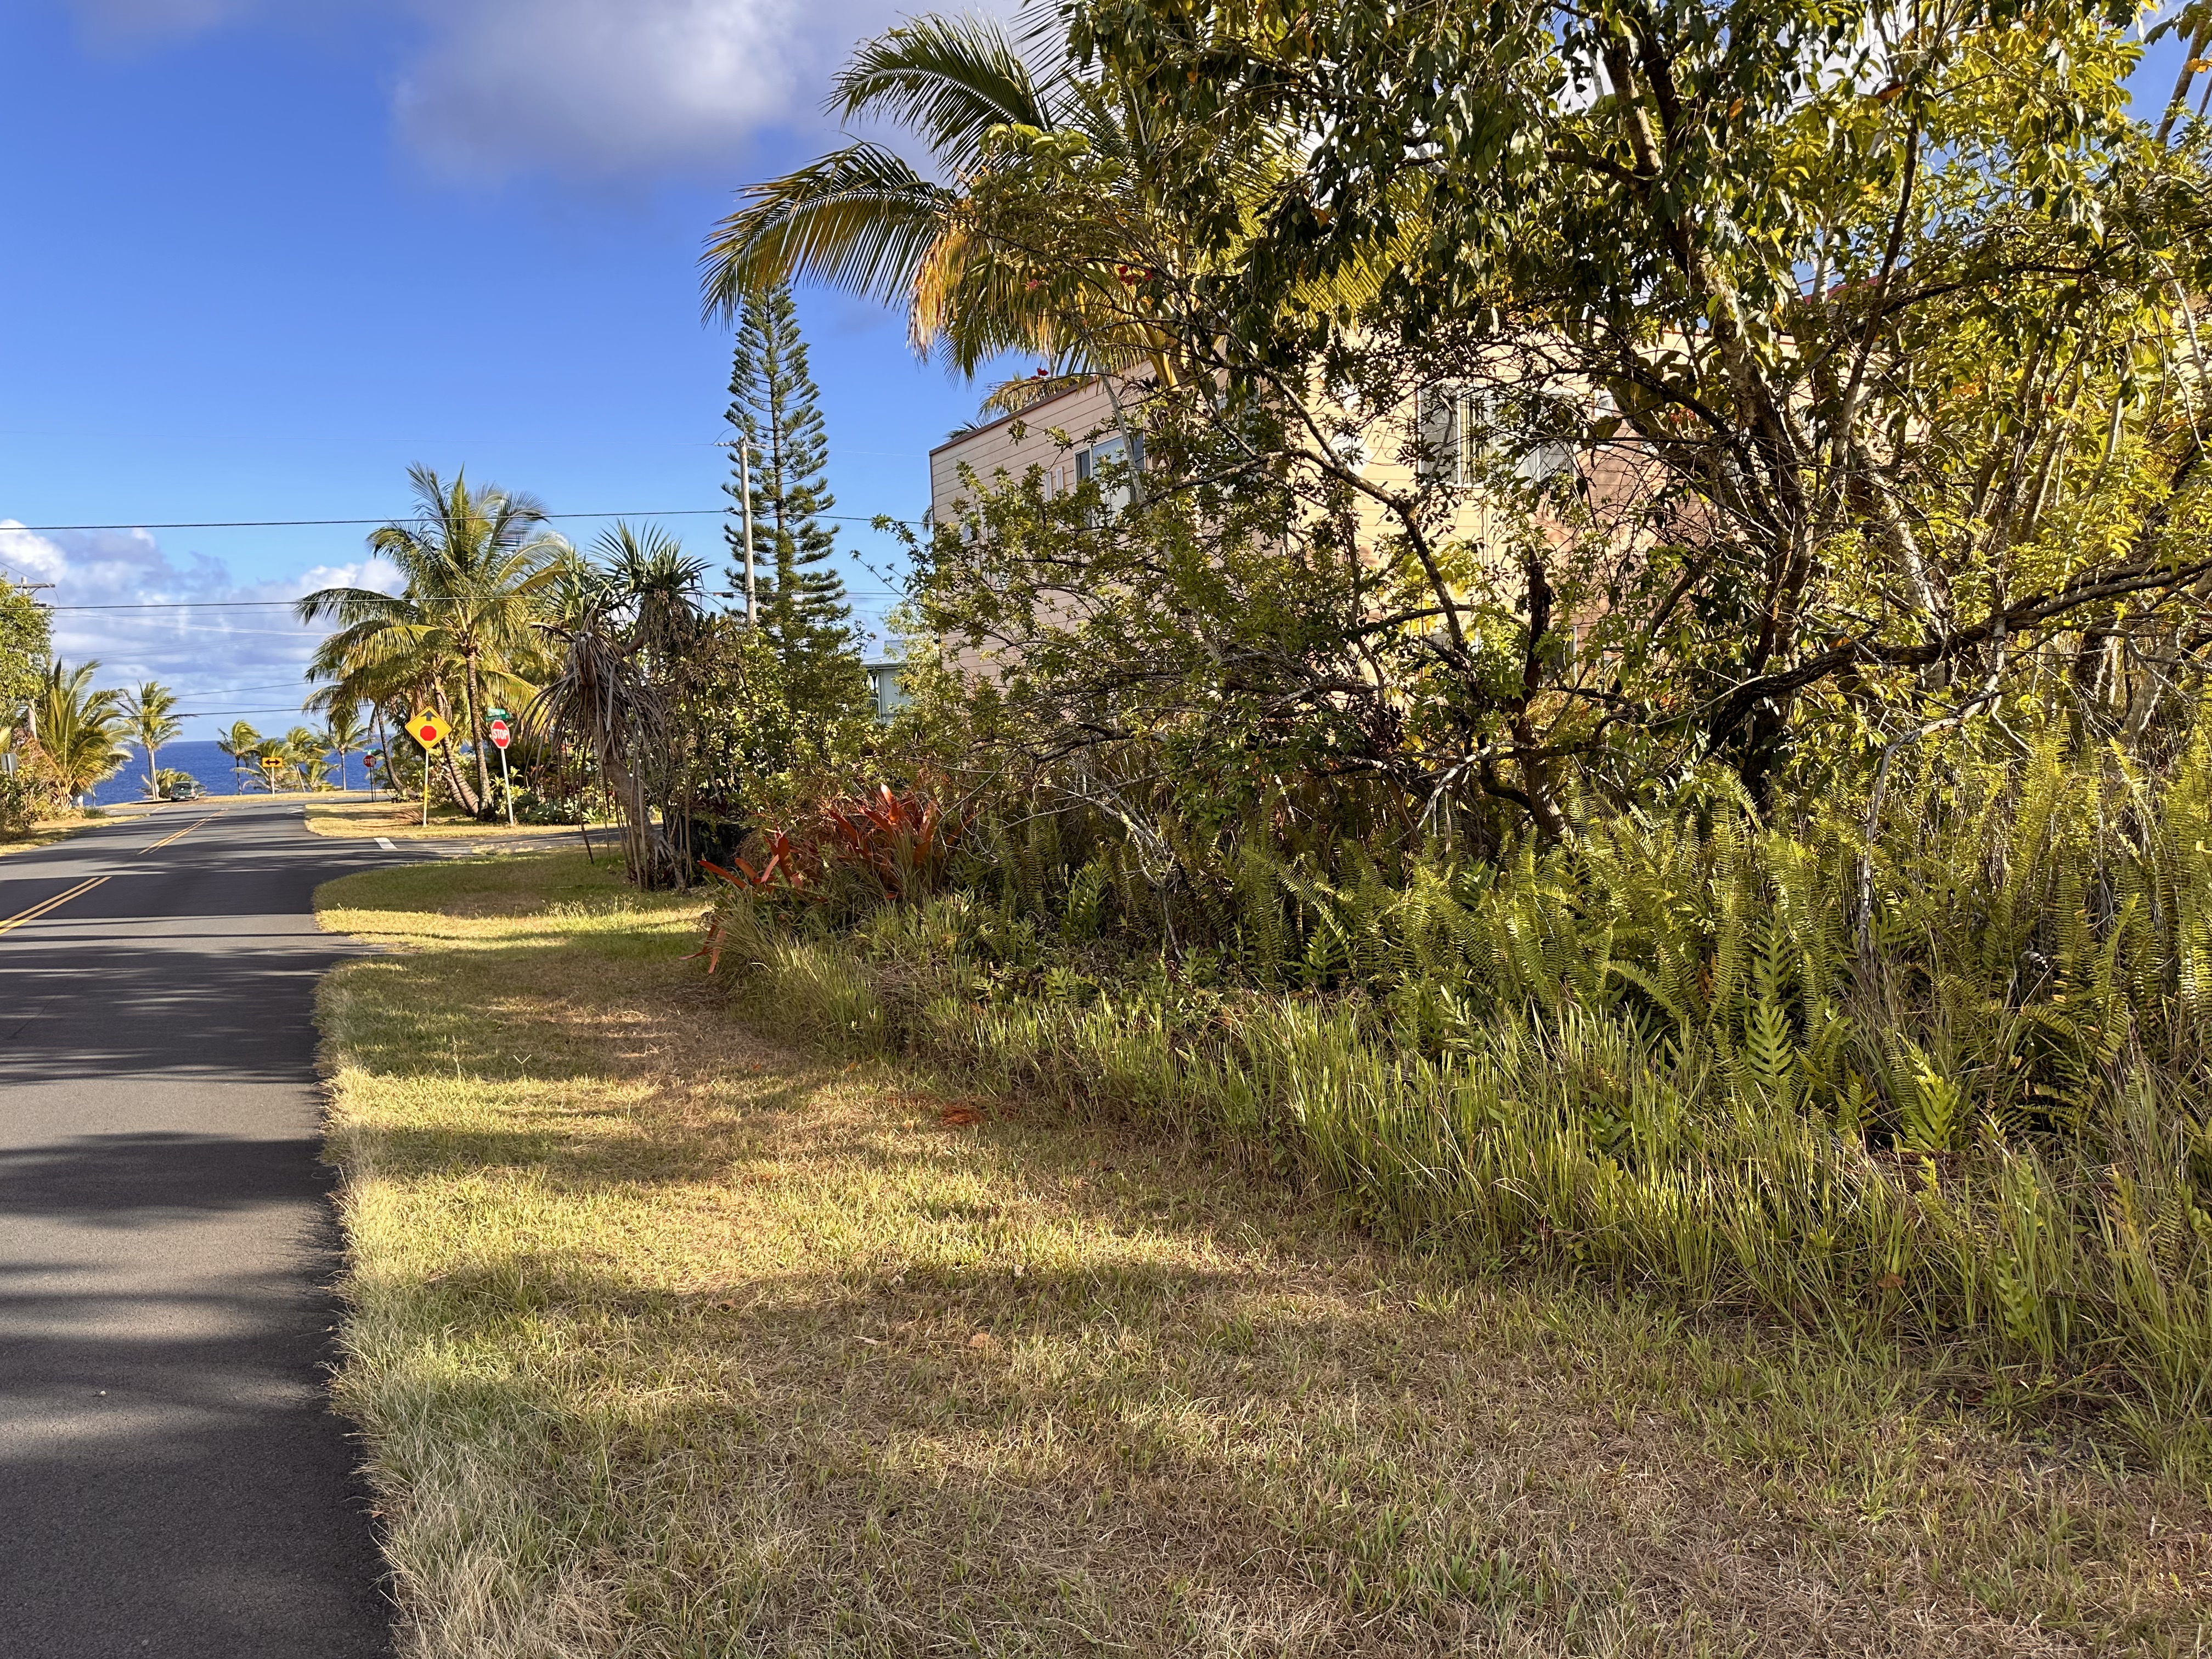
675 0 2212 1490
294 289 881 874
298 0 2212 1645
319 850 2209 1656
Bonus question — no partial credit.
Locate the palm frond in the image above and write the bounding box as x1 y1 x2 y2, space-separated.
979 369 1096 417
702 144 953 318
832 15 1058 162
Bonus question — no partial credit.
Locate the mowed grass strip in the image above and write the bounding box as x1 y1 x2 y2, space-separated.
316 852 2210 1658
304 795 594 843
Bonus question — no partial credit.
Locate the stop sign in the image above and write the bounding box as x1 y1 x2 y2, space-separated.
488 719 511 751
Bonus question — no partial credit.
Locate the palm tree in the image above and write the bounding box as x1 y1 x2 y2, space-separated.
216 721 261 795
29 661 129 802
280 725 330 790
311 697 369 793
120 680 182 799
298 466 565 817
699 15 1200 392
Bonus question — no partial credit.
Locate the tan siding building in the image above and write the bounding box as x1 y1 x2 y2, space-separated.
927 376 1505 556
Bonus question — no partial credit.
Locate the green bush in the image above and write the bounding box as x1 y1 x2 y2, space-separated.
710 731 2212 1483
0 770 66 835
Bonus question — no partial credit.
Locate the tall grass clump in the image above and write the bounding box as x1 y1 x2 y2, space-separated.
708 733 2212 1479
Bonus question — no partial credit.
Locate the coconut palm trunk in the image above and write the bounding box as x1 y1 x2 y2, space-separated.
463 653 494 810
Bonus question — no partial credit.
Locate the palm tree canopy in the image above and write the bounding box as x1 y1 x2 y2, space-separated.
32 661 130 796
299 466 566 767
315 697 369 754
701 14 1138 375
121 680 182 743
702 11 1390 394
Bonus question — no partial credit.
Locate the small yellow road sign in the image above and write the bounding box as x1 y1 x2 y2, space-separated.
409 709 452 749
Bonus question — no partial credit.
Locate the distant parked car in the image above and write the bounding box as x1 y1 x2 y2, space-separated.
163 777 204 801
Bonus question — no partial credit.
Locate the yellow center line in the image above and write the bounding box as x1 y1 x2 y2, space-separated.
139 812 222 855
0 874 112 939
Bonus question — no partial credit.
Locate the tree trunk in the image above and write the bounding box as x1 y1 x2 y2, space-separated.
464 653 494 817
430 687 483 815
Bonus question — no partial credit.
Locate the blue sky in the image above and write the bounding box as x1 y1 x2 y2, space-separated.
0 0 998 737
0 1 2201 739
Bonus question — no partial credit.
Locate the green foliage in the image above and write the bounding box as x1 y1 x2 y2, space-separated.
804 0 2212 838
216 721 262 794
0 584 49 724
299 465 566 818
27 660 129 799
0 769 60 834
120 681 182 798
681 617 875 824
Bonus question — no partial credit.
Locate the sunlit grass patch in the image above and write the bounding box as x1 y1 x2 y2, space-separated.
317 854 2211 1657
306 796 589 842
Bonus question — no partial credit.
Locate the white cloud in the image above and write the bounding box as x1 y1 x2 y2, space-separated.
393 0 873 178
0 522 400 736
68 0 919 177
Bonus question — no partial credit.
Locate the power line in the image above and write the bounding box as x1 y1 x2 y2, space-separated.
47 592 903 611
4 508 922 532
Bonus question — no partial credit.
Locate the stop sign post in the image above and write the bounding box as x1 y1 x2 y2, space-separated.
487 712 516 828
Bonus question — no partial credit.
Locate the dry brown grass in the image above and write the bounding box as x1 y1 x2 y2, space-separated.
316 853 2212 1658
304 795 590 843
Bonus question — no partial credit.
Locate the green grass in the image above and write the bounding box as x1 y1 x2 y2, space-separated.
304 795 584 842
318 851 2212 1657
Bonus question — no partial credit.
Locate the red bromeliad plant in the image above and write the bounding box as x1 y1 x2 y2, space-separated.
703 827 816 899
812 785 951 902
695 786 955 972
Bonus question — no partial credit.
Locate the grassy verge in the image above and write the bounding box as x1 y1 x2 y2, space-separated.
319 853 2210 1657
0 799 173 856
304 796 591 842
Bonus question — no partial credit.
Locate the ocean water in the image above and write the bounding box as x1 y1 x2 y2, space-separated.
91 740 379 805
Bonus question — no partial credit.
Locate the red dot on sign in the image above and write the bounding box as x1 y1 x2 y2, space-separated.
418 726 435 739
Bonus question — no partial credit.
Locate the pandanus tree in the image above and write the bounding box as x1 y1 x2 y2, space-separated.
531 524 708 888
120 680 181 798
298 466 564 817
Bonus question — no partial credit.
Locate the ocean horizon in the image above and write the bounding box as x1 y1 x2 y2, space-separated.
91 739 380 806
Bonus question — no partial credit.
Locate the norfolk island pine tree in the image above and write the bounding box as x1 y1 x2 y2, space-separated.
722 280 867 712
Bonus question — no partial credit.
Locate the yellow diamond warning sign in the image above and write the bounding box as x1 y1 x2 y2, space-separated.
409 709 452 749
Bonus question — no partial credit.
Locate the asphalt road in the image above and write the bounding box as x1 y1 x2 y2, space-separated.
0 800 396 1657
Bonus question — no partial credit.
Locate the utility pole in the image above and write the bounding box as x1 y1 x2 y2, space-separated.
738 441 757 627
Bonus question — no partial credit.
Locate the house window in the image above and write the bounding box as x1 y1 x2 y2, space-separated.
1419 386 1576 488
1417 386 1482 487
865 661 910 721
1074 431 1144 514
